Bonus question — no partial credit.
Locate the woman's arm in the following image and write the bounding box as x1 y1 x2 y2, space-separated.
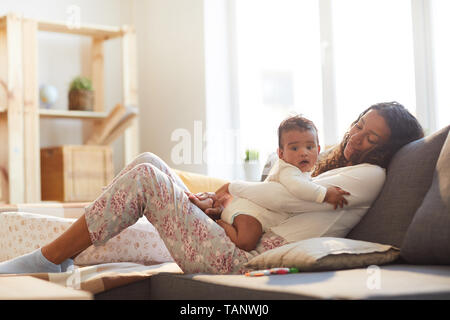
229 164 386 213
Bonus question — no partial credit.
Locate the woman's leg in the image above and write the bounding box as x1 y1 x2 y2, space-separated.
84 162 286 274
25 160 189 270
41 157 169 265
69 152 188 261
104 152 189 192
0 155 162 271
82 162 237 273
1 159 286 274
40 215 92 265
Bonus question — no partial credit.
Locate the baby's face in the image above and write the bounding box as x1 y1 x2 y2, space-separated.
278 129 320 172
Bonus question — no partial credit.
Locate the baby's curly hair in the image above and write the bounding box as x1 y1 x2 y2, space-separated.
312 102 424 177
278 115 319 149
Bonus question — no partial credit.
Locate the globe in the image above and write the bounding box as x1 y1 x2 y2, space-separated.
39 85 59 109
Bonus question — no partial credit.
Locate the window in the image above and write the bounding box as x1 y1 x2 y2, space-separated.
331 0 416 140
430 0 450 131
234 0 323 162
230 0 448 179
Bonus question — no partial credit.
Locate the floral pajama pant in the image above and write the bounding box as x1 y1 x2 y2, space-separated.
84 152 288 275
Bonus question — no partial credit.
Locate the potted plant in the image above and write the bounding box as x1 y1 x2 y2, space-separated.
68 76 94 111
243 149 261 181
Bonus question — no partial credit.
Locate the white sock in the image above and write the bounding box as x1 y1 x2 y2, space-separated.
0 248 61 274
60 258 74 272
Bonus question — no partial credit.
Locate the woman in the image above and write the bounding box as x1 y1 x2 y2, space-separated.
0 102 423 275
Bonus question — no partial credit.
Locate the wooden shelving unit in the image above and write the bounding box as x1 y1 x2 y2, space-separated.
0 13 139 204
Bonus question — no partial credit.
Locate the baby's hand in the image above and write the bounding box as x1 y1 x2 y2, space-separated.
324 186 351 210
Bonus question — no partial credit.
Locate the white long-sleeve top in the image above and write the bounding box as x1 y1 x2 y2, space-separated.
221 158 327 232
228 163 386 242
266 158 328 203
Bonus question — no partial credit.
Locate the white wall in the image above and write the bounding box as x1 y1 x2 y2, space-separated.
2 0 229 177
203 0 240 180
133 0 208 174
0 0 132 173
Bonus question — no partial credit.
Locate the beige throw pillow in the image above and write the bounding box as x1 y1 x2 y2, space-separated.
246 237 399 271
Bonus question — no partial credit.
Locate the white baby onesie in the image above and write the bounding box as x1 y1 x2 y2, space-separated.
266 158 327 203
221 158 327 231
220 197 289 232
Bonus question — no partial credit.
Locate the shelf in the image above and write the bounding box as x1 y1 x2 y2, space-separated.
37 19 125 40
1 13 139 204
39 109 108 119
1 15 127 40
2 108 107 120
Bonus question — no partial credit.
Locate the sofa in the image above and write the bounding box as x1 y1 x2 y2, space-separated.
0 126 449 300
94 125 450 300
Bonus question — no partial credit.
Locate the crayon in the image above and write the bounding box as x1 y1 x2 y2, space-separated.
245 267 299 277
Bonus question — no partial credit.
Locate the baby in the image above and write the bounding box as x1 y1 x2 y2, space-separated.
266 115 349 208
188 115 350 252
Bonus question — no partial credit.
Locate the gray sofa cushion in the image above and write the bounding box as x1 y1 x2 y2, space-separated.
400 131 450 264
347 125 450 247
98 265 450 300
94 263 450 300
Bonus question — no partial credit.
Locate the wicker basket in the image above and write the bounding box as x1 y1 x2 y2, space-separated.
68 89 94 111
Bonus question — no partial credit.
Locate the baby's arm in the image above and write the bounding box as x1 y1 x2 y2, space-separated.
324 186 351 209
280 170 350 209
216 215 262 252
279 167 328 203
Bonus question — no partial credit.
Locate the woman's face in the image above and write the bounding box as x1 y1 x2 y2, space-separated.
344 109 391 162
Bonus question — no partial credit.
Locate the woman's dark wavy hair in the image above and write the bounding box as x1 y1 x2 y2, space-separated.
312 102 424 177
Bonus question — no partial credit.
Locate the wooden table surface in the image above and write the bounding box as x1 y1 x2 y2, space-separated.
0 276 92 300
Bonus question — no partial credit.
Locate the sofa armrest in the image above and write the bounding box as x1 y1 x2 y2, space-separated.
172 169 229 194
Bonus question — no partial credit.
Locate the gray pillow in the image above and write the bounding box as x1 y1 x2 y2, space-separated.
400 131 450 264
347 125 450 247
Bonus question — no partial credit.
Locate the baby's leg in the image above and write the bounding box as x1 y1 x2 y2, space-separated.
232 215 263 252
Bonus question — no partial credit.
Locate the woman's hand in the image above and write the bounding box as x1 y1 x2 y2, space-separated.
185 192 214 211
185 183 232 220
203 183 233 218
185 191 223 220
